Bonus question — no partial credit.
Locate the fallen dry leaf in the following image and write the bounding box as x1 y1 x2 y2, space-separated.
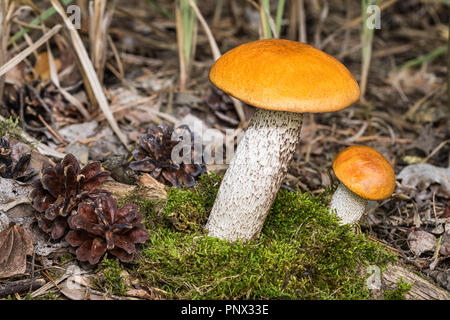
5 61 25 86
397 164 450 198
0 224 33 278
34 51 62 80
407 230 438 256
387 68 439 96
59 274 107 300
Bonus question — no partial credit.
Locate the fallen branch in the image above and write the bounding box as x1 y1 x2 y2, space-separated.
382 263 450 300
0 278 46 298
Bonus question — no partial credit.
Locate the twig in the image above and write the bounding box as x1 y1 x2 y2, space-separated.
50 0 130 150
405 85 443 119
42 269 62 291
0 278 46 298
420 139 450 164
0 114 65 159
95 95 157 121
38 114 66 144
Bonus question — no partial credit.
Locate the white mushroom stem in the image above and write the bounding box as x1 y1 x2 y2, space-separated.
330 183 368 225
205 109 303 242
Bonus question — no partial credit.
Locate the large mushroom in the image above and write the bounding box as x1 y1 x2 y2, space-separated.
205 39 360 241
330 145 396 225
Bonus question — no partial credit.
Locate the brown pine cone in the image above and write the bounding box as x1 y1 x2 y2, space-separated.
129 123 206 188
66 194 149 265
31 154 110 240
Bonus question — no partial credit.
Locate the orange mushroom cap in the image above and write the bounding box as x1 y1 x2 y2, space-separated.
332 145 396 201
209 39 360 113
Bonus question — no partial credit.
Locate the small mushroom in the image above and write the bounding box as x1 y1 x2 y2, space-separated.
205 39 360 241
330 145 396 225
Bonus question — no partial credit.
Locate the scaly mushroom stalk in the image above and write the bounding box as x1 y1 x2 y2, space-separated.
330 183 367 225
205 109 302 241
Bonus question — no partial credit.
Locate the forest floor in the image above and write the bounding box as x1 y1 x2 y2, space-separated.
0 0 449 299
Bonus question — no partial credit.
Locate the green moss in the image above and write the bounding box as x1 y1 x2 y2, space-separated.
121 173 221 232
93 255 128 296
0 117 24 141
161 173 221 231
35 292 62 300
384 278 412 300
5 291 62 300
128 173 395 300
57 253 76 265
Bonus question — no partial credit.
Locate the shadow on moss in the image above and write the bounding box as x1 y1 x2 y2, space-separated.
125 173 395 299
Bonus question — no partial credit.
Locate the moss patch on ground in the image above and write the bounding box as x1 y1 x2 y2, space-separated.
384 278 412 300
93 255 129 296
123 173 395 300
0 117 25 141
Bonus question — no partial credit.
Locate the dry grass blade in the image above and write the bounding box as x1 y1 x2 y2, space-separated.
0 115 65 159
188 0 220 60
176 5 187 90
107 35 125 84
0 25 61 78
50 0 129 150
0 1 14 99
420 139 450 164
298 0 307 42
89 0 116 84
188 0 246 124
259 0 278 38
275 0 286 37
360 0 378 99
45 40 91 120
321 0 399 49
8 0 74 46
187 0 246 124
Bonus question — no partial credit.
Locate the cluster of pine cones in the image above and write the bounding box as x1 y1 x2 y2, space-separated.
2 121 206 267
30 154 149 266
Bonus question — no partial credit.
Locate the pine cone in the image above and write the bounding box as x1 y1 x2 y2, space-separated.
66 194 149 265
0 135 36 181
31 154 110 240
129 123 206 188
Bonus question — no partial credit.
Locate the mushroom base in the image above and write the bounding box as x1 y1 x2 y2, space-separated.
330 183 368 225
205 109 303 242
